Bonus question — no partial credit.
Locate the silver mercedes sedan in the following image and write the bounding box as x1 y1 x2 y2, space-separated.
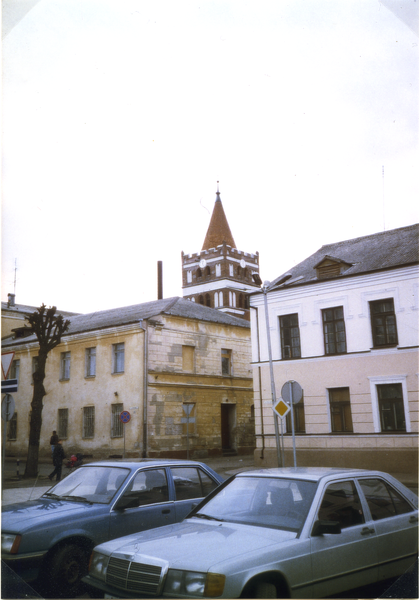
84 467 418 599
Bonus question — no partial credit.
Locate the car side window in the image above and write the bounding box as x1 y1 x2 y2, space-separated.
170 467 218 501
318 481 364 529
119 468 169 507
358 478 414 521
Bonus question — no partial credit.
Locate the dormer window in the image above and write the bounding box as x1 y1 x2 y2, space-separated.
314 256 352 280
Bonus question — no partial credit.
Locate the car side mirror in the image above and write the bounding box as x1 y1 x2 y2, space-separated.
311 520 341 536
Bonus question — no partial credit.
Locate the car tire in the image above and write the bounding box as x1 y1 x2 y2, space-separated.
47 543 89 598
253 581 278 598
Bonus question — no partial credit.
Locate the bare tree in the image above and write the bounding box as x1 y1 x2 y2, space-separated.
24 305 70 477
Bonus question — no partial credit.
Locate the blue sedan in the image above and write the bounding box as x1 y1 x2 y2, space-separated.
1 459 223 597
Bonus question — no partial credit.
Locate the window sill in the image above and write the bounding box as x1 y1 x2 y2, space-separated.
85 376 96 380
112 371 125 376
59 378 70 382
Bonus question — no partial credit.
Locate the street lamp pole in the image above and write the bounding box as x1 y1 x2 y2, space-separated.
261 282 282 468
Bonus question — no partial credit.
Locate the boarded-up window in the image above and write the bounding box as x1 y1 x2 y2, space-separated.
182 346 195 372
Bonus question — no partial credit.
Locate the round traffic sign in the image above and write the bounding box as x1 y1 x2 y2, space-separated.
1 394 15 421
119 410 131 423
281 381 303 404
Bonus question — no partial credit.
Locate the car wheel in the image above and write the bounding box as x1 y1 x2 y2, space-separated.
253 581 277 598
47 543 88 597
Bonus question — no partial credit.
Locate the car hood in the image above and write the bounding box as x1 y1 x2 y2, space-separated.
100 518 297 572
1 497 104 532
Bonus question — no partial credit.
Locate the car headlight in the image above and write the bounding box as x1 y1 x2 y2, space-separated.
1 534 21 554
88 551 110 581
164 569 225 597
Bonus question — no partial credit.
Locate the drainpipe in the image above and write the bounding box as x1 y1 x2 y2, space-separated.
139 319 149 458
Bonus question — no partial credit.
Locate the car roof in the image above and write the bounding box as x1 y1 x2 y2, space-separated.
80 458 214 469
236 467 389 482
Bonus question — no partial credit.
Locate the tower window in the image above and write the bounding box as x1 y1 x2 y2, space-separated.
205 266 211 277
196 268 202 278
215 264 221 277
205 293 211 307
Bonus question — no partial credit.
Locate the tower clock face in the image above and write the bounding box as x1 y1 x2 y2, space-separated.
240 259 246 268
199 259 207 268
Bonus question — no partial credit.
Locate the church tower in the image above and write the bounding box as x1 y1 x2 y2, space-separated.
181 183 260 320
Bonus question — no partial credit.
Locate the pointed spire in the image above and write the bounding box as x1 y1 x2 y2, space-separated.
202 182 236 250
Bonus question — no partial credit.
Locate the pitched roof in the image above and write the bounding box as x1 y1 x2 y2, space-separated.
202 188 236 250
1 301 77 317
1 296 249 347
268 223 419 291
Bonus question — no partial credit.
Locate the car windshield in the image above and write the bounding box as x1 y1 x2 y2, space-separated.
43 466 130 504
194 476 317 532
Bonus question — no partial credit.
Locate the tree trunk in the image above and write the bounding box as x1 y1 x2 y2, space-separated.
24 352 48 478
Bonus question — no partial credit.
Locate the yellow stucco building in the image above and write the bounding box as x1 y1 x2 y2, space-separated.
2 297 254 459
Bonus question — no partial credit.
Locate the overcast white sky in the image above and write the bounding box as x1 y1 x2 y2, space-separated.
2 0 418 314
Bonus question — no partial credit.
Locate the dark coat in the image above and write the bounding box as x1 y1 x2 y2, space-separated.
52 445 65 467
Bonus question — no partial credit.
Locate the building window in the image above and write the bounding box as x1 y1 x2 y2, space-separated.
329 388 353 432
229 263 234 277
322 307 347 354
370 299 398 347
7 413 17 441
279 314 301 359
198 295 204 305
215 264 221 277
286 399 305 433
377 383 406 432
205 293 211 307
221 349 232 375
85 347 96 377
112 343 125 374
182 346 195 372
58 408 68 439
229 291 236 307
187 270 192 283
10 360 20 381
83 406 95 438
60 351 71 380
196 268 202 279
205 266 211 277
111 404 123 438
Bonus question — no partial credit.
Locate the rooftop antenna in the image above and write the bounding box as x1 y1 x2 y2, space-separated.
382 166 386 231
14 259 17 295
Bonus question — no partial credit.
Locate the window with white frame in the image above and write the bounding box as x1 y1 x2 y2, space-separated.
83 406 95 438
279 314 301 359
369 376 410 433
377 383 406 432
187 270 192 283
229 291 236 307
370 298 398 347
111 404 123 437
10 360 20 381
216 264 221 277
60 351 71 380
229 263 234 277
112 343 125 374
86 347 96 377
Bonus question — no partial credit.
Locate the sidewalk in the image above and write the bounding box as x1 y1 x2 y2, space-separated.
2 454 417 506
1 454 257 505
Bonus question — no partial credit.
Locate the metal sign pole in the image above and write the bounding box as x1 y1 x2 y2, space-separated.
289 382 297 467
262 287 282 467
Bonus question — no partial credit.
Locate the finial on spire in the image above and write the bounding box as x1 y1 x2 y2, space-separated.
216 181 220 201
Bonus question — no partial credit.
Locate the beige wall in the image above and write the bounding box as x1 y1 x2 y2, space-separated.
4 314 254 459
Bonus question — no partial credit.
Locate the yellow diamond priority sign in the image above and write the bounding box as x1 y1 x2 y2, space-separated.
273 398 290 419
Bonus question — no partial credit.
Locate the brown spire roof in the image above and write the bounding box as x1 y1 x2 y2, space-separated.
202 183 236 250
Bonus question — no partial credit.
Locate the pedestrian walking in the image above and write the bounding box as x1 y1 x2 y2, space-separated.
48 440 65 482
50 430 59 454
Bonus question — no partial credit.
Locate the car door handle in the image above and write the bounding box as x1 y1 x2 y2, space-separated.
409 516 418 523
361 527 375 535
162 509 171 514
